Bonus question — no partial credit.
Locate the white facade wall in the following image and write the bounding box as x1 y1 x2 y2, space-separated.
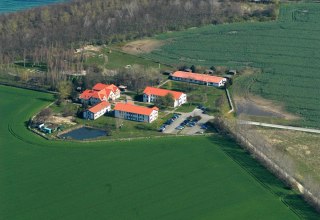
171 76 226 88
143 93 187 108
175 93 187 107
148 110 158 123
114 109 158 123
83 106 111 120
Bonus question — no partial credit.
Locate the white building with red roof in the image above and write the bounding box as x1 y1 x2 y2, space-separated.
114 103 159 123
79 83 120 105
143 86 187 108
83 101 111 120
171 71 227 87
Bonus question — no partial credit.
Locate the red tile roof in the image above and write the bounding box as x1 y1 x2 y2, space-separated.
79 83 119 101
107 84 119 93
93 83 119 93
114 103 158 116
143 86 184 100
88 101 110 114
79 89 94 100
92 83 109 91
172 71 225 84
91 90 104 99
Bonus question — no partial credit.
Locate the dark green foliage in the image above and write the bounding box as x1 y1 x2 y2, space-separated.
154 93 174 109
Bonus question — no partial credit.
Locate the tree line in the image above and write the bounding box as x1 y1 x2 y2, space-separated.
0 0 277 89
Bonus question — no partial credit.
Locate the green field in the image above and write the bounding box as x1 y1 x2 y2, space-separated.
143 3 320 128
1 85 319 219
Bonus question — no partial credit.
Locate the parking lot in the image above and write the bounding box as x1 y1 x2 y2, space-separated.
162 108 214 135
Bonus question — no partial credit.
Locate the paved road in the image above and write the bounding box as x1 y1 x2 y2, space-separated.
239 120 320 134
163 108 213 135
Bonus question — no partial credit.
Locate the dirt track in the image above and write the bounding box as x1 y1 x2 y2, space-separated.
122 39 164 54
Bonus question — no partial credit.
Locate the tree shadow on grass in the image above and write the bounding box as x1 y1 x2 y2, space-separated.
37 97 54 102
207 135 320 219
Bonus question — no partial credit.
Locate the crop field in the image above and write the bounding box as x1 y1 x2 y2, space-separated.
143 3 320 128
1 85 319 219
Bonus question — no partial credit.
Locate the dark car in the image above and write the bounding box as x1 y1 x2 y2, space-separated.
186 122 196 127
180 122 187 126
201 124 208 130
175 125 185 130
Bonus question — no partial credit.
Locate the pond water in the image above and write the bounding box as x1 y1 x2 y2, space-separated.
60 127 107 140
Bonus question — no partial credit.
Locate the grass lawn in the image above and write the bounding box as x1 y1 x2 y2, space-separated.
143 3 320 128
75 111 173 139
0 85 319 219
85 47 172 70
160 80 227 114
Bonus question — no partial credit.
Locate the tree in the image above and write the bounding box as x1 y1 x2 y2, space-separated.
154 93 174 109
190 65 196 73
56 81 72 102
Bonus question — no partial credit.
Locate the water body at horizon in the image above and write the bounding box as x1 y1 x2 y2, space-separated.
0 0 69 14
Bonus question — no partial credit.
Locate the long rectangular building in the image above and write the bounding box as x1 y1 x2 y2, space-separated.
114 103 159 123
171 71 226 87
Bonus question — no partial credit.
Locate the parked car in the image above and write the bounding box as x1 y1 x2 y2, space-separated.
201 124 208 130
165 119 174 125
196 130 204 134
186 122 196 127
175 125 185 130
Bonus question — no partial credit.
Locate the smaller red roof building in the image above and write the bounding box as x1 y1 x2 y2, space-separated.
143 86 187 108
88 101 110 114
83 101 111 120
143 87 184 100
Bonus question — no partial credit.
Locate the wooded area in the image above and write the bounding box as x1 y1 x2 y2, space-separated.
0 0 277 89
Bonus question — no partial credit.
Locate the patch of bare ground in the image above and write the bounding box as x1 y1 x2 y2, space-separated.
47 115 76 125
75 45 103 53
234 67 299 120
122 39 165 54
240 3 272 15
255 128 320 181
234 94 299 120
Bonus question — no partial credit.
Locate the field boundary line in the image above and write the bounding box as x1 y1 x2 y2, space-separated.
239 120 320 134
225 88 234 114
0 82 57 94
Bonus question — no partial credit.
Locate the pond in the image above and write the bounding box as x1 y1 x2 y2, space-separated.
60 127 107 140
